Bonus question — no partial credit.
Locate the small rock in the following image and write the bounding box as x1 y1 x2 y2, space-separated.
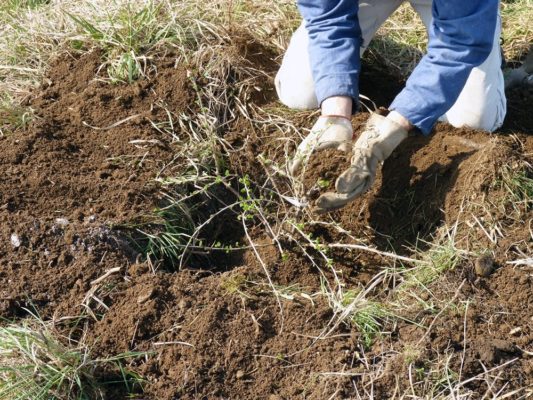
10 233 21 248
55 217 69 226
236 370 245 379
475 254 495 277
178 299 191 310
510 327 522 336
137 288 154 304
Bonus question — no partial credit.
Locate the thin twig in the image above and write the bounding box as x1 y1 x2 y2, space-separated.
328 243 423 264
90 267 121 285
82 114 142 130
153 341 194 347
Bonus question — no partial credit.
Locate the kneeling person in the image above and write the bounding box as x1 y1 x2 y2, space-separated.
276 0 507 212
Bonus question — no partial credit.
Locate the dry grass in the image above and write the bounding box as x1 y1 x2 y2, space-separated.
366 3 427 78
500 0 533 61
1 0 530 106
0 0 299 110
368 0 533 77
0 312 143 399
0 0 531 397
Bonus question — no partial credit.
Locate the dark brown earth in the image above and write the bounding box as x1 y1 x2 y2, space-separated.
302 148 351 201
0 47 532 399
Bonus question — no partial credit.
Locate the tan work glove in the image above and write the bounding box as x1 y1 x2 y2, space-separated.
290 116 353 175
504 46 533 89
316 113 408 213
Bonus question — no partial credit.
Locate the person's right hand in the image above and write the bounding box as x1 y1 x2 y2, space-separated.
504 46 533 89
289 116 353 175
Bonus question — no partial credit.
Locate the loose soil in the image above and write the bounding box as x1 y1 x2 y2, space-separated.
302 148 351 201
0 47 532 399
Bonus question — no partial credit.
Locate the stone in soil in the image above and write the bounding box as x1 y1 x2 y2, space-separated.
475 254 495 277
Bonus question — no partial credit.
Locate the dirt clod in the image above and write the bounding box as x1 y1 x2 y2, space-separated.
475 254 495 277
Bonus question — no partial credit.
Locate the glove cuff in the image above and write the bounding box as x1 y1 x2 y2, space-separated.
316 115 353 131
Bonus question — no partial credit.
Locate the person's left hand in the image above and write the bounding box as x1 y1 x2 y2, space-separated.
315 113 408 213
504 46 533 89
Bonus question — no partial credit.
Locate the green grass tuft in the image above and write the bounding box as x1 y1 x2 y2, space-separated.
500 164 533 211
0 313 144 400
404 233 463 289
342 290 389 348
67 1 172 83
137 200 196 267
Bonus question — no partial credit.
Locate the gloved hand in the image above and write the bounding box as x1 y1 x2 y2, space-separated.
289 116 353 175
504 47 533 89
315 113 408 213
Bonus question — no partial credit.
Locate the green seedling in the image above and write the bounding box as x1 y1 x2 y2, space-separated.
317 178 330 189
220 273 251 298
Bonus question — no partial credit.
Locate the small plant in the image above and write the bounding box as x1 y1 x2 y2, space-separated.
0 313 143 399
340 290 389 348
137 199 196 267
0 94 33 135
321 277 391 348
426 355 460 398
106 51 142 84
238 175 263 220
404 232 463 288
67 1 173 83
316 178 330 189
220 273 251 298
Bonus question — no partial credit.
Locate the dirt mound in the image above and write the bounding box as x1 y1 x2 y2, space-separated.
1 50 190 233
0 49 197 315
337 122 512 251
0 48 532 399
87 268 357 399
236 109 521 256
